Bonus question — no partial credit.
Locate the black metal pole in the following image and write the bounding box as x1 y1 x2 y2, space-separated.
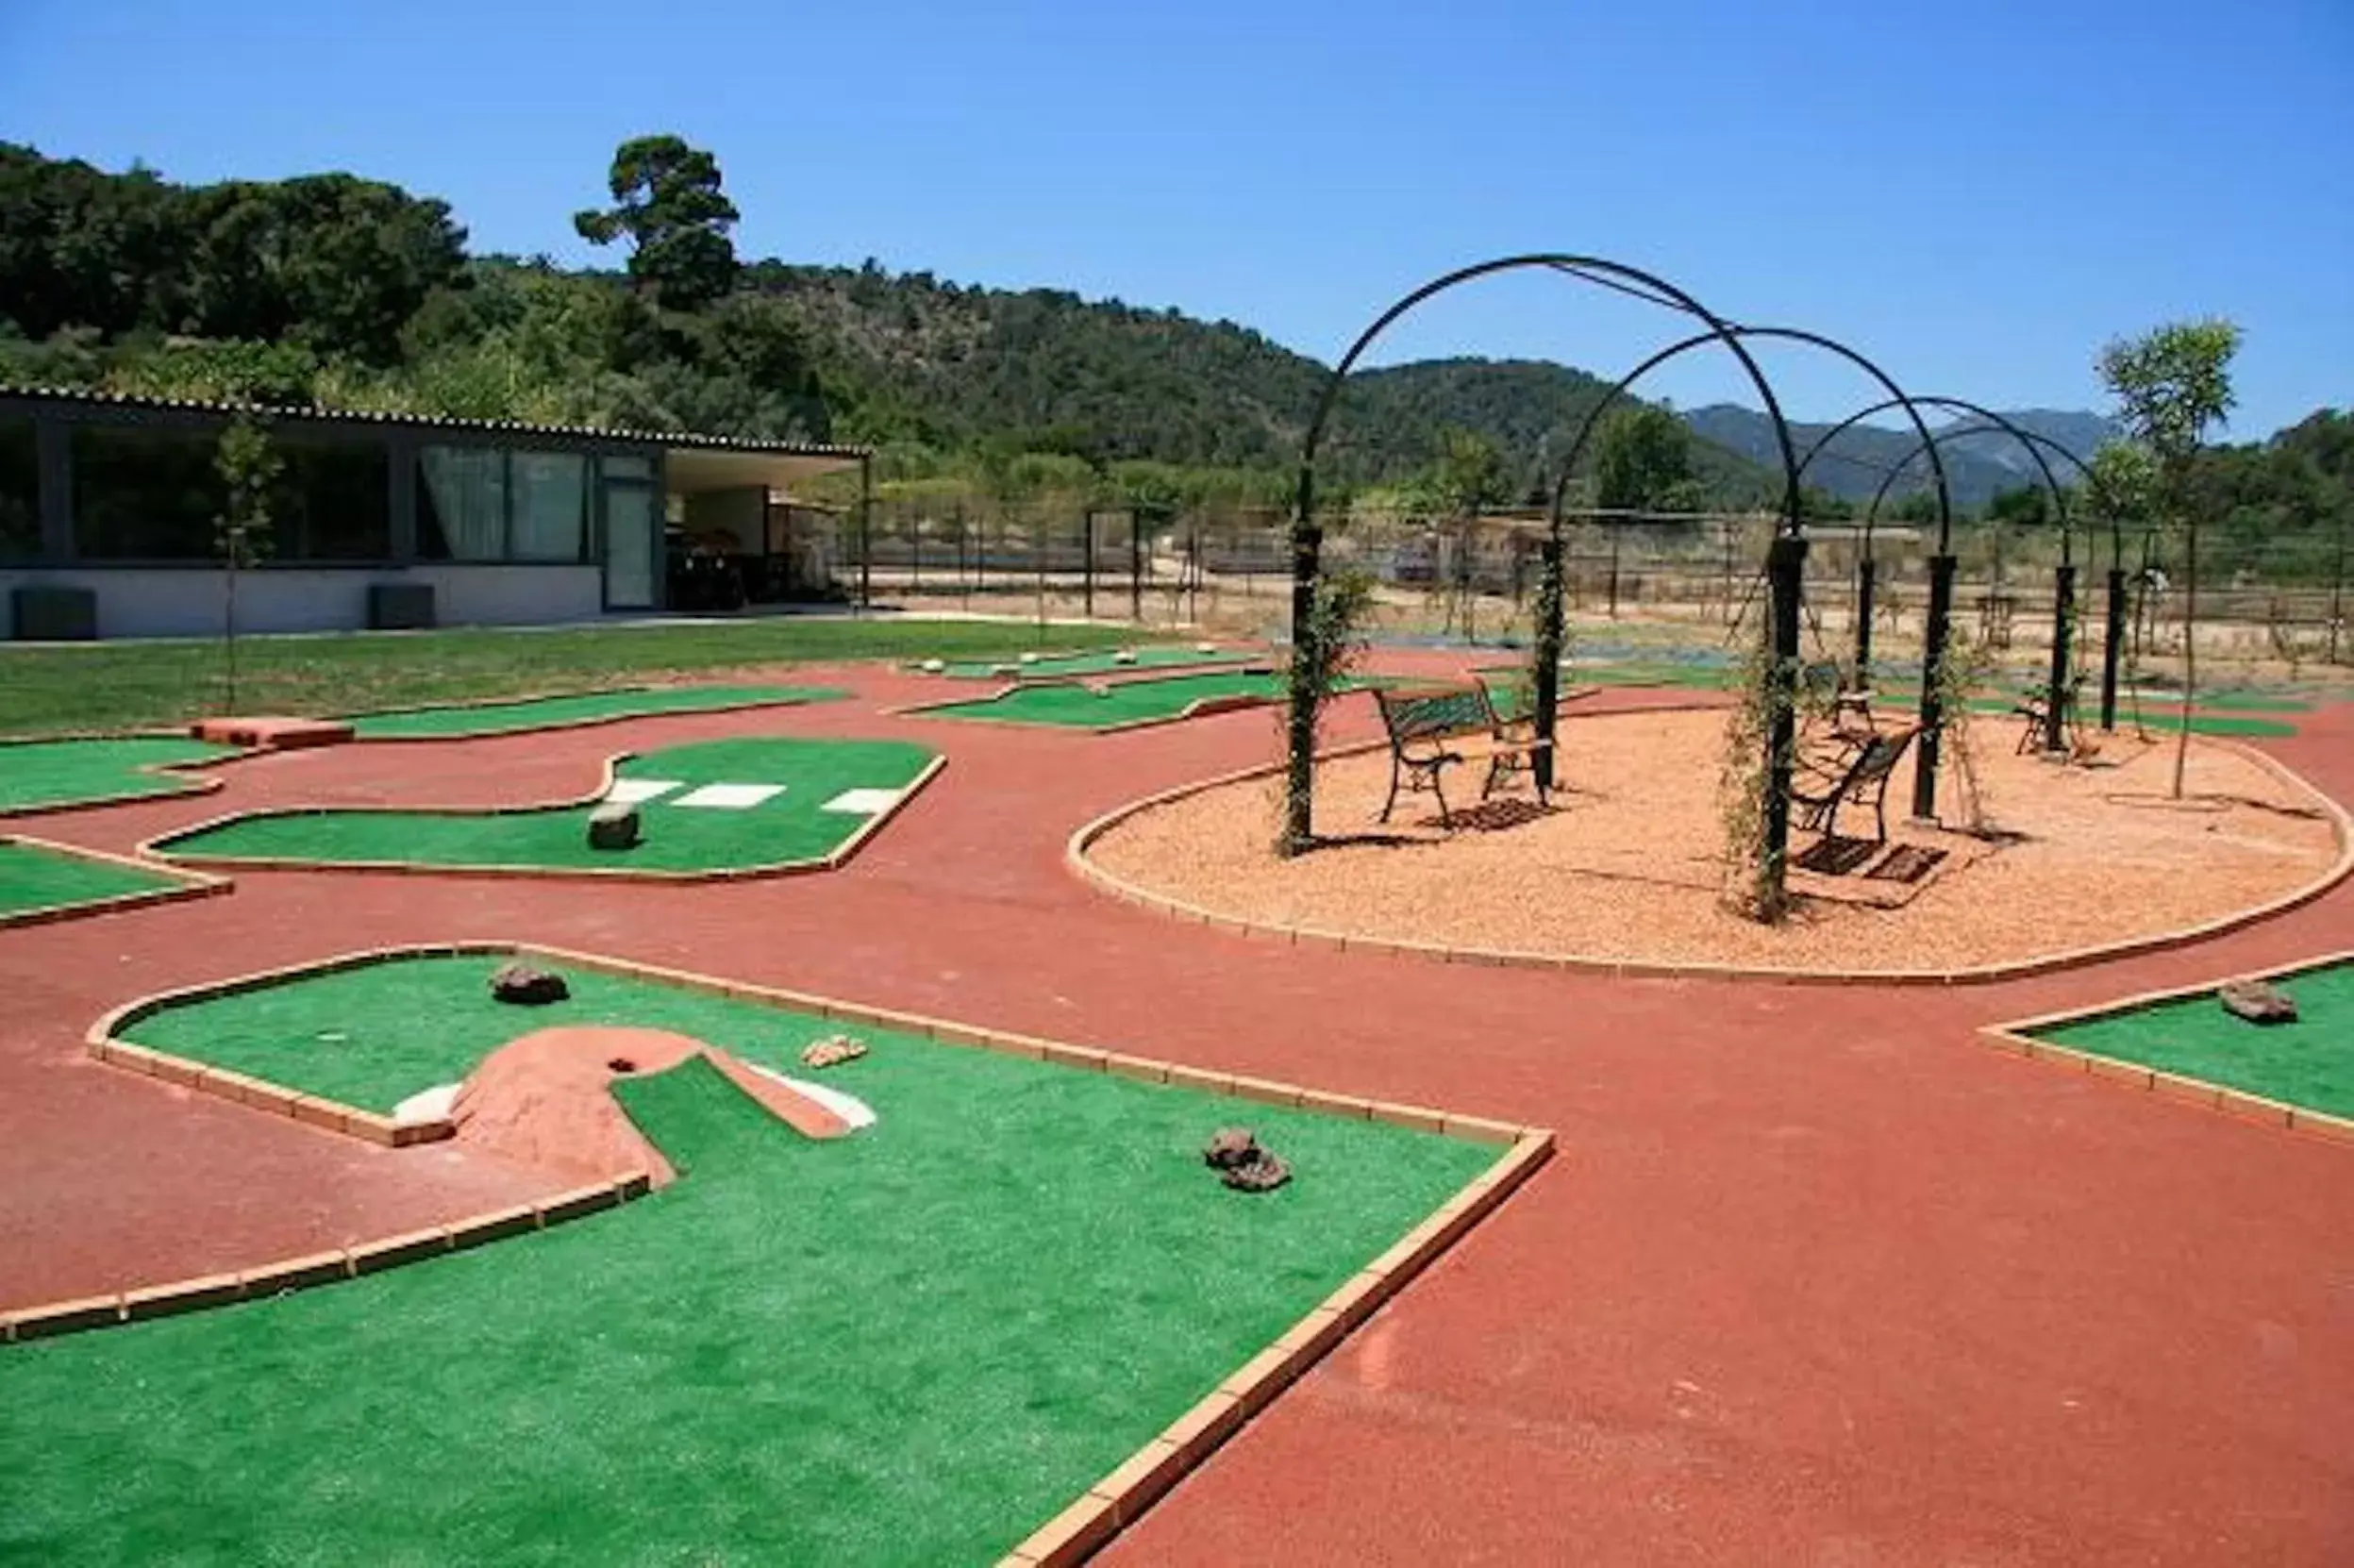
858 454 872 611
1912 553 1957 820
2045 563 2076 753
1764 535 1808 893
1607 519 1622 619
1855 556 1877 677
910 509 921 592
1282 491 1324 852
2101 565 2127 729
1130 510 1144 623
2331 512 2347 667
1083 509 1095 619
1532 533 1564 792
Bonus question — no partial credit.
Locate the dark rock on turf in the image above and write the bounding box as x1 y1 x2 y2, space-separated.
587 801 641 851
1205 1127 1291 1192
2219 978 2298 1025
1204 1127 1259 1170
490 962 570 1006
1222 1151 1292 1193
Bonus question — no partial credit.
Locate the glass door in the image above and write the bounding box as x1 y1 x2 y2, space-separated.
602 480 657 609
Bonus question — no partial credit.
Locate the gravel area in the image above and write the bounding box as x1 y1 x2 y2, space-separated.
1087 709 2346 974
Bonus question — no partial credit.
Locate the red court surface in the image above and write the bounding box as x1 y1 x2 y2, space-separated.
3 652 2350 1564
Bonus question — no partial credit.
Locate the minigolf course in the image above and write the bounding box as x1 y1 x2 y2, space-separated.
147 737 939 877
6 949 1528 1565
925 645 1248 681
0 736 243 815
2017 958 2354 1122
346 683 846 740
914 669 1379 730
0 838 214 926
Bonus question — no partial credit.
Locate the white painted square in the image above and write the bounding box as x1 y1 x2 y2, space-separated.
671 782 785 809
605 777 684 805
820 787 904 815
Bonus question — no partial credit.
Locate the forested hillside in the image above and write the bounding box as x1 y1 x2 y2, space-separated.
1 138 2341 553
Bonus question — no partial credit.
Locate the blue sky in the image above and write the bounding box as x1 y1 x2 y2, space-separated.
3 0 2347 437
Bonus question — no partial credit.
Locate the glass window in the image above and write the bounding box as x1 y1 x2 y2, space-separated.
509 452 587 561
73 425 225 559
600 454 653 480
275 436 391 560
417 445 508 561
0 416 37 559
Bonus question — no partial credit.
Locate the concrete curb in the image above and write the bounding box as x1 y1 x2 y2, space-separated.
0 834 230 930
0 1171 651 1344
343 685 848 743
1977 948 2354 1145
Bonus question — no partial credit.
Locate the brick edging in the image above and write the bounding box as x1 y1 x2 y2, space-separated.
346 686 849 744
0 1171 653 1345
1976 948 2354 1146
72 938 1554 1560
0 834 230 930
1066 727 2354 988
0 730 258 821
138 751 947 885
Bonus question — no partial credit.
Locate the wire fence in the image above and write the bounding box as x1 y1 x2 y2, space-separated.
826 499 2353 682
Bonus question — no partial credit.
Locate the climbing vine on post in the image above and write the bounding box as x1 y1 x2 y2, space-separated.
213 414 282 713
1716 613 1790 920
1274 565 1376 854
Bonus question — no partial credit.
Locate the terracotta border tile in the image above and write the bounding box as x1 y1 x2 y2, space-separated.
347 1227 452 1275
238 1250 353 1296
9 1293 125 1340
124 1274 242 1321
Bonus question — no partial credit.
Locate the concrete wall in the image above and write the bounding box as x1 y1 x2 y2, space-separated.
0 565 606 641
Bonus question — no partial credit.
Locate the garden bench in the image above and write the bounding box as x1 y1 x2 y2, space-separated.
2013 675 2090 756
1799 659 1878 740
1791 724 1917 843
1373 683 1550 828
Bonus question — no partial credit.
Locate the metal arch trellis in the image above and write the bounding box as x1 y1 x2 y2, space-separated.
1281 255 1820 920
1811 395 2135 742
1538 324 1962 821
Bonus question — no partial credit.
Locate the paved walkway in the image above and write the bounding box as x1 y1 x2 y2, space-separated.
3 658 2348 1564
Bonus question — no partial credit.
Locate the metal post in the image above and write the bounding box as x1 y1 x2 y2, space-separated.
1282 503 1324 851
1130 511 1144 623
910 509 921 592
1911 553 1957 821
1607 518 1622 618
2330 513 2346 666
1762 535 1808 905
1854 557 1877 677
2045 563 2076 753
1532 534 1565 792
1083 509 1095 619
858 454 872 611
2101 566 2127 729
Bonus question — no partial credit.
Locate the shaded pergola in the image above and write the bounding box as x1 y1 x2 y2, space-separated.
1280 254 1974 917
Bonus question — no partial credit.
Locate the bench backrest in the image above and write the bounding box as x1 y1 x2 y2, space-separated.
1375 685 1493 746
1841 726 1915 788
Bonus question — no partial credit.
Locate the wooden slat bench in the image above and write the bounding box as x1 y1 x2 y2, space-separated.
1791 724 1918 843
1372 683 1550 828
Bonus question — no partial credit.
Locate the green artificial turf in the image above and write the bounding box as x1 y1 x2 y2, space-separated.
348 683 846 739
0 736 241 814
150 737 935 876
1563 661 1732 691
0 840 184 919
17 953 1496 1565
0 619 1153 737
932 646 1248 680
920 669 1377 729
1963 699 2296 738
2034 960 2354 1120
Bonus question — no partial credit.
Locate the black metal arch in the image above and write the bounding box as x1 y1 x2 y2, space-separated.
1796 394 2086 559
1281 255 1817 892
1528 323 1959 821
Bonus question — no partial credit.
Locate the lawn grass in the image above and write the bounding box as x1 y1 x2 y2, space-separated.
1963 699 2296 738
0 618 1152 738
0 840 186 919
2032 960 2354 1120
0 737 242 815
348 683 846 740
932 645 1247 680
15 952 1498 1565
150 737 935 876
917 669 1377 729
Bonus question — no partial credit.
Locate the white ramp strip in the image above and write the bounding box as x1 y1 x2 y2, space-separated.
393 1082 463 1126
819 787 904 815
747 1061 877 1130
605 777 685 805
672 783 785 809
